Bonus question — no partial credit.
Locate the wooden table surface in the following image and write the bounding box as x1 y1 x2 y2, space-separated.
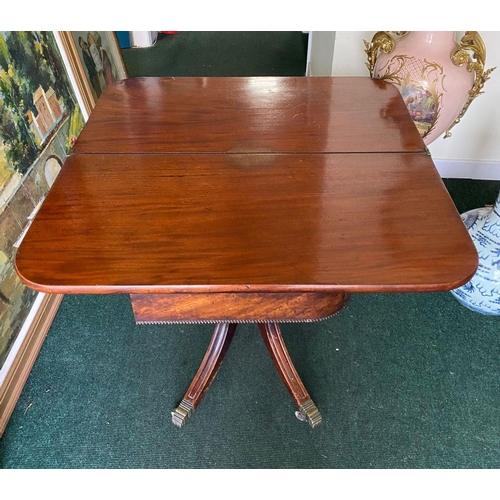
16 77 477 295
15 152 477 294
73 76 426 154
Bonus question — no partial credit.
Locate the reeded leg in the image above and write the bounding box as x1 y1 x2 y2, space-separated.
258 322 322 428
172 323 237 428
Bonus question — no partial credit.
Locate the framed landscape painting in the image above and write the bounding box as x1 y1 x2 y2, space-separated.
58 31 128 113
0 31 85 373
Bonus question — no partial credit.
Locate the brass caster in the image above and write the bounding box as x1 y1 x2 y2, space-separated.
171 399 194 428
295 399 322 428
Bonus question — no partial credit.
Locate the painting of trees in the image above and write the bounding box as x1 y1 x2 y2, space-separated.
0 31 74 175
0 31 84 372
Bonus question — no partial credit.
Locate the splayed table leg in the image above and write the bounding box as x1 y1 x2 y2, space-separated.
258 322 322 428
171 322 237 427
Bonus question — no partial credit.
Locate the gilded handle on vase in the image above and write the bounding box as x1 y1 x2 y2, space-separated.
446 31 496 138
363 31 408 77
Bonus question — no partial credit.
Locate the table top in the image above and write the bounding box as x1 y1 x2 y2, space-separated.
15 152 477 294
15 76 477 295
72 76 426 154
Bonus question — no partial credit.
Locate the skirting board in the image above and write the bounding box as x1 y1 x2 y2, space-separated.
434 159 500 180
0 293 63 437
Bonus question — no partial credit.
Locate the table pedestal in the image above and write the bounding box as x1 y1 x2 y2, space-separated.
130 291 350 428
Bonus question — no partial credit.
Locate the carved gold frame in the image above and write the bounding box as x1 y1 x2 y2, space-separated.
58 31 96 115
58 31 128 116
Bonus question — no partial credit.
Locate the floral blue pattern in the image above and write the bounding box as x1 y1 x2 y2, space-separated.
451 191 500 315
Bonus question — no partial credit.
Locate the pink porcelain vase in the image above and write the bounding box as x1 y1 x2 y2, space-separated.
372 31 474 145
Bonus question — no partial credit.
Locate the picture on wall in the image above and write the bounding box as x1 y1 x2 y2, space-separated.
0 31 85 369
59 31 128 113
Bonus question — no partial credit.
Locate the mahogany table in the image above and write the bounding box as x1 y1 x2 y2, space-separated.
15 77 478 429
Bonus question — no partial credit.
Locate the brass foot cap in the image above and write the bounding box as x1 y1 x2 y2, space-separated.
295 399 322 428
171 400 194 428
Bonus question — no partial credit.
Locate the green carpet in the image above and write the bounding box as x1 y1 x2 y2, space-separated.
122 31 309 77
1 32 499 469
1 290 499 468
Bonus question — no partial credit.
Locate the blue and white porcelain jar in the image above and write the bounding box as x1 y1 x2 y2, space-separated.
451 191 500 315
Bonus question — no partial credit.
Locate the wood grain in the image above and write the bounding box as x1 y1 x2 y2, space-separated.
171 322 237 427
130 292 349 323
15 152 478 294
258 322 315 407
72 76 426 154
183 323 236 405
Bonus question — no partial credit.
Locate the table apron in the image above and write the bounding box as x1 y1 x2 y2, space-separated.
130 292 350 324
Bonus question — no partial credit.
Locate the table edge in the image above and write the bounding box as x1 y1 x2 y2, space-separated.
14 264 479 296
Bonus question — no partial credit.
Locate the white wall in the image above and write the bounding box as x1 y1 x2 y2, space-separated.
312 31 500 179
306 31 335 76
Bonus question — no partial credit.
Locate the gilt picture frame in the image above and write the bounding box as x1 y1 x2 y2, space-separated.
58 31 128 114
